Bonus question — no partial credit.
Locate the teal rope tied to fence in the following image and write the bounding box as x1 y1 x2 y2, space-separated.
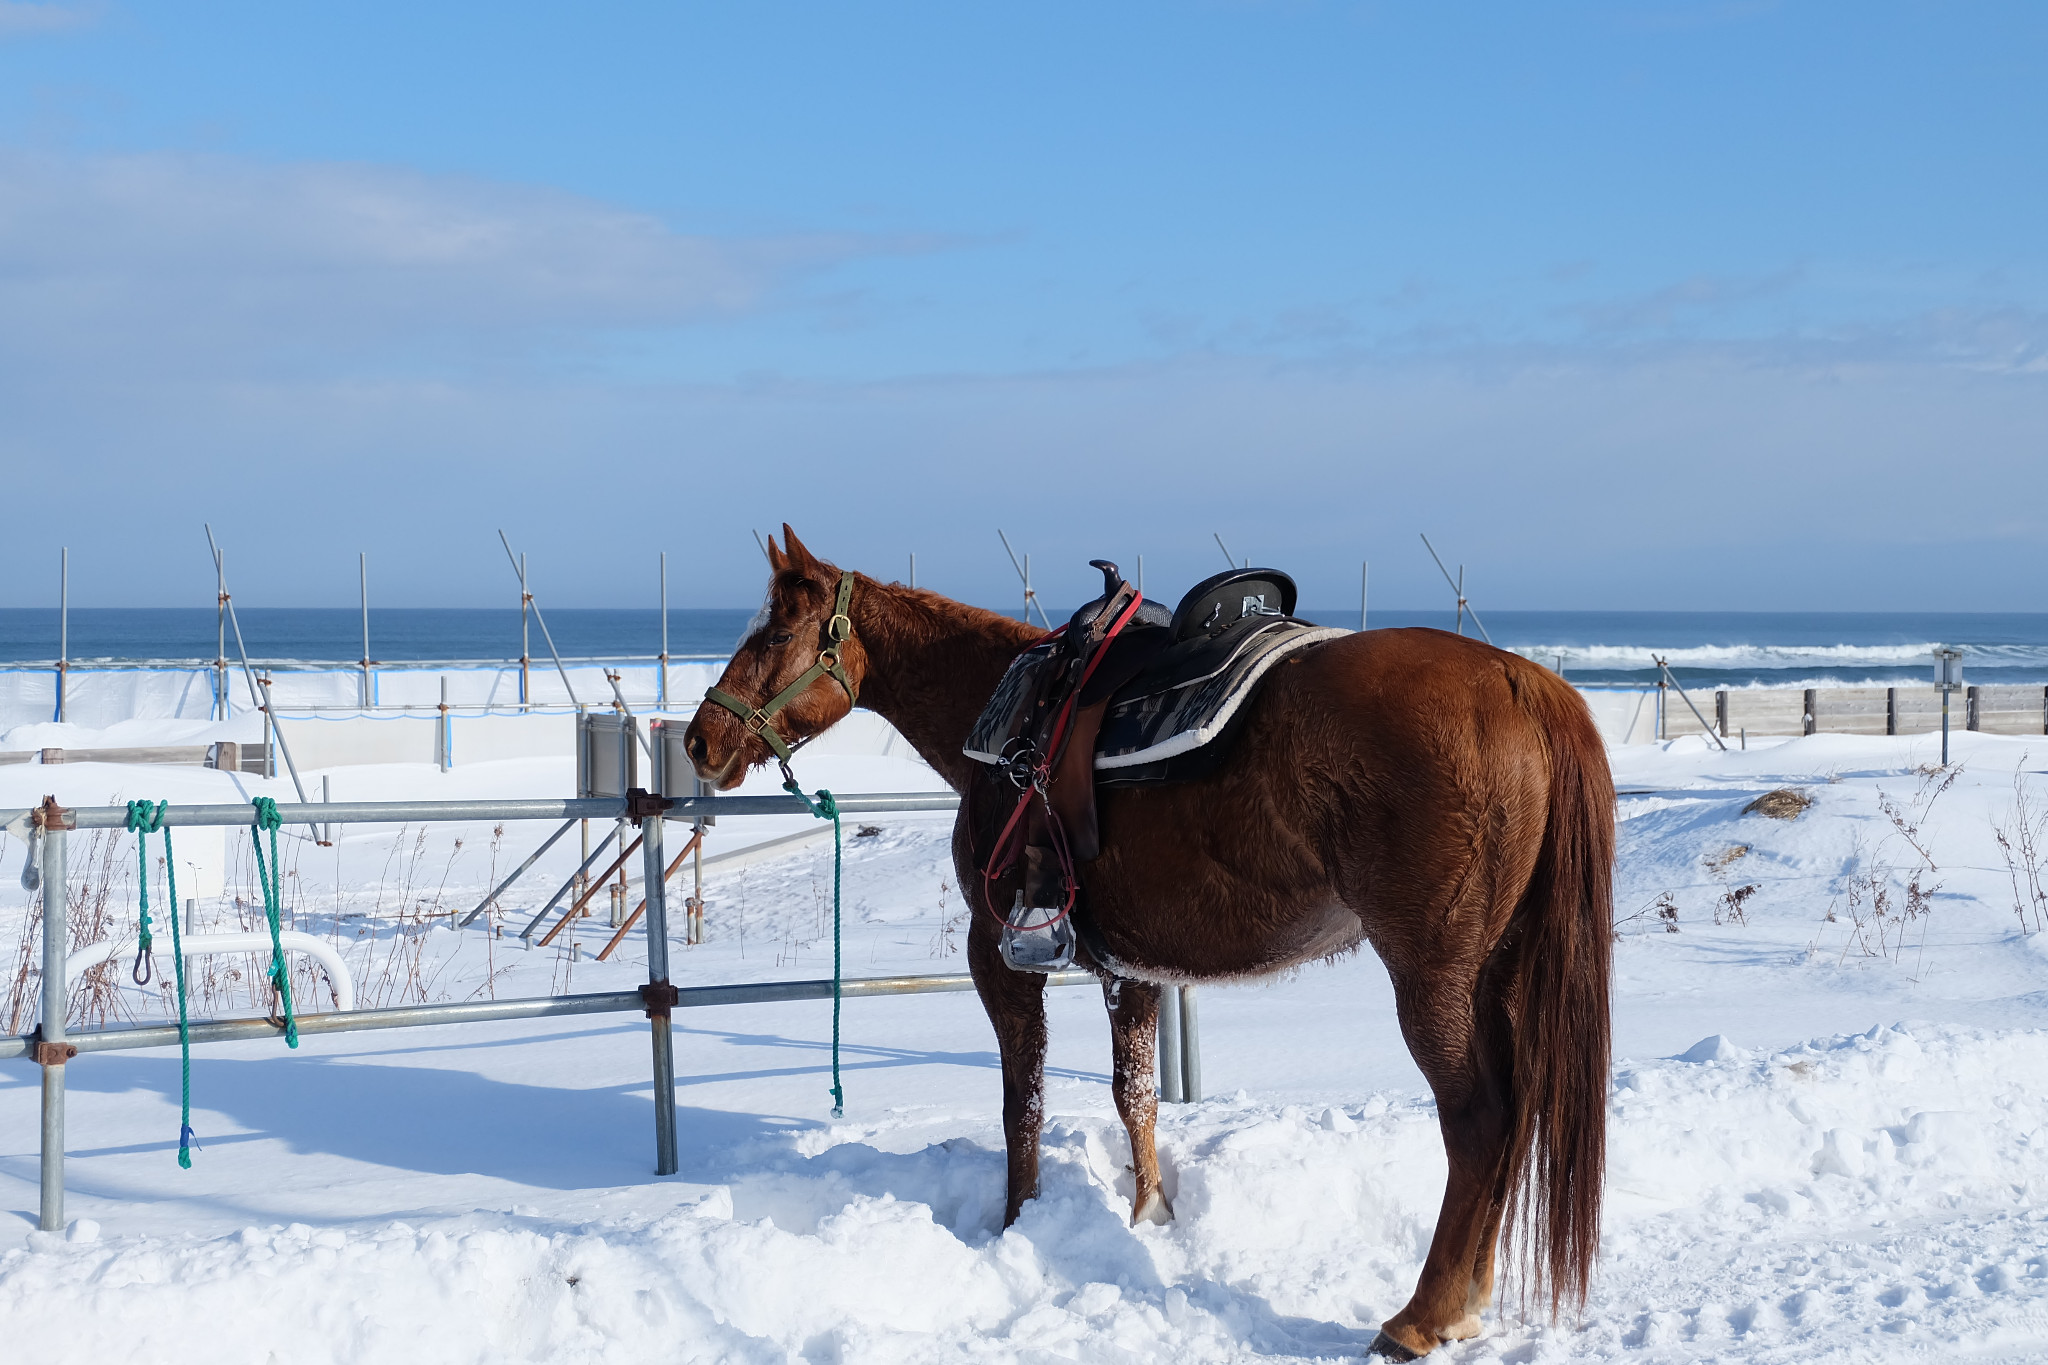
126 800 164 983
125 800 195 1167
249 796 298 1048
783 776 845 1117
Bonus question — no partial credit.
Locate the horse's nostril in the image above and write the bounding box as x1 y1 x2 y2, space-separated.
687 733 707 764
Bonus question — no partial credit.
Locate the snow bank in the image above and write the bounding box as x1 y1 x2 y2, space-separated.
4 1022 2045 1362
5 715 2048 1361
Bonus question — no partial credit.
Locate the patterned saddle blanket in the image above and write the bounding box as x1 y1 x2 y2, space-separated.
1091 617 1349 784
963 566 1348 788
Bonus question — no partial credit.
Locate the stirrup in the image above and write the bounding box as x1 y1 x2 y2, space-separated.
999 890 1075 973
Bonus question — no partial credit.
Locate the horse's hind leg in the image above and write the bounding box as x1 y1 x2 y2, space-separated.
968 924 1050 1226
1372 972 1515 1360
1102 977 1172 1225
1458 969 1519 1327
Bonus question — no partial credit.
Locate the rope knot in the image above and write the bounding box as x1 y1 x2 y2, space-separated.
126 800 171 983
251 796 282 832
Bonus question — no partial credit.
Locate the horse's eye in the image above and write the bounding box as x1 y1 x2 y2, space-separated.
766 632 793 646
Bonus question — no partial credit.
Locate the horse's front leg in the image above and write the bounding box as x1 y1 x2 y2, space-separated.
968 920 1049 1226
1103 976 1173 1225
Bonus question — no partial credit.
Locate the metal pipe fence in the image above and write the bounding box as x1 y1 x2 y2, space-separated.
0 791 965 831
6 789 1116 1234
0 972 1097 1063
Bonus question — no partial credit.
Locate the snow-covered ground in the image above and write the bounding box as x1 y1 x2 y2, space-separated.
4 719 2048 1362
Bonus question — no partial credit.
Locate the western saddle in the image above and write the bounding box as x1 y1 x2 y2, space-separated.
965 559 1306 969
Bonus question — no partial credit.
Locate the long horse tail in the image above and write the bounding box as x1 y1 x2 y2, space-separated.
1503 670 1614 1316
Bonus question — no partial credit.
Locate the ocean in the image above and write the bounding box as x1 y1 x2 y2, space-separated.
2 606 2046 692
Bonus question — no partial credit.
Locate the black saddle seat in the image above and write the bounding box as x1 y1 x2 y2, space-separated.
1072 566 1301 708
1168 567 1298 641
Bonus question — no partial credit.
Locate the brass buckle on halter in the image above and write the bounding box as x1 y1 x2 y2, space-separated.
827 612 852 643
743 710 774 736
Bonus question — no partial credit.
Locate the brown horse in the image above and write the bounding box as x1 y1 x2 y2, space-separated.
684 527 1613 1360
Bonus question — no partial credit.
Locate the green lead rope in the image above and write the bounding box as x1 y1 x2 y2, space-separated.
249 796 298 1048
783 776 844 1117
126 800 196 1168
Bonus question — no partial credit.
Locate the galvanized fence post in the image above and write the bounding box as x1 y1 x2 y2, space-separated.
1178 985 1202 1102
39 820 70 1232
640 802 679 1176
1157 985 1184 1103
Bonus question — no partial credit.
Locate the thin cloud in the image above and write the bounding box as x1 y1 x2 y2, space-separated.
0 1 93 37
1568 267 1806 336
0 151 901 376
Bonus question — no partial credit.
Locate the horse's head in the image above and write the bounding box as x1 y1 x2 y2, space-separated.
684 524 867 789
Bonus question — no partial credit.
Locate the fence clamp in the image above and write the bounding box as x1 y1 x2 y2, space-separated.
640 980 679 1020
32 1039 78 1067
33 795 73 832
623 788 670 827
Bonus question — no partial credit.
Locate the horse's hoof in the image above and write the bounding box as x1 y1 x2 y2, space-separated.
1367 1330 1425 1361
1130 1188 1174 1226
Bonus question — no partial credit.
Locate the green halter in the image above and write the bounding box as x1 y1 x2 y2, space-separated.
706 570 859 764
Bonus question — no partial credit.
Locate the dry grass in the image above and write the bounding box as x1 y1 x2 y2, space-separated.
1993 761 2048 936
1815 768 1953 971
1704 844 1751 876
3 820 511 1035
1743 789 1812 821
1715 883 1760 927
2 828 145 1035
1614 891 1681 937
928 876 965 958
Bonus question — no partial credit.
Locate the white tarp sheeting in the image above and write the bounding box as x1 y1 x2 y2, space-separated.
0 662 732 732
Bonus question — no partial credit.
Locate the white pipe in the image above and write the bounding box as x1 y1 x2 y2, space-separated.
67 932 356 1013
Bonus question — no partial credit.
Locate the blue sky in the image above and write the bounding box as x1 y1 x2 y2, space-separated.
1 2 2043 611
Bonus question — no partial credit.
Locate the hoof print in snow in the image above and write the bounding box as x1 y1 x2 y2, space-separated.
1743 788 1812 820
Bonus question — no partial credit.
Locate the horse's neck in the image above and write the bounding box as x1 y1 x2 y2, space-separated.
852 577 1039 792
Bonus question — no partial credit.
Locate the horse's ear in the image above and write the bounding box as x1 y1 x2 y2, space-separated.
765 534 789 572
781 524 820 570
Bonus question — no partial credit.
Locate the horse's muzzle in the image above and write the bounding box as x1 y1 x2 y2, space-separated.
682 713 748 789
